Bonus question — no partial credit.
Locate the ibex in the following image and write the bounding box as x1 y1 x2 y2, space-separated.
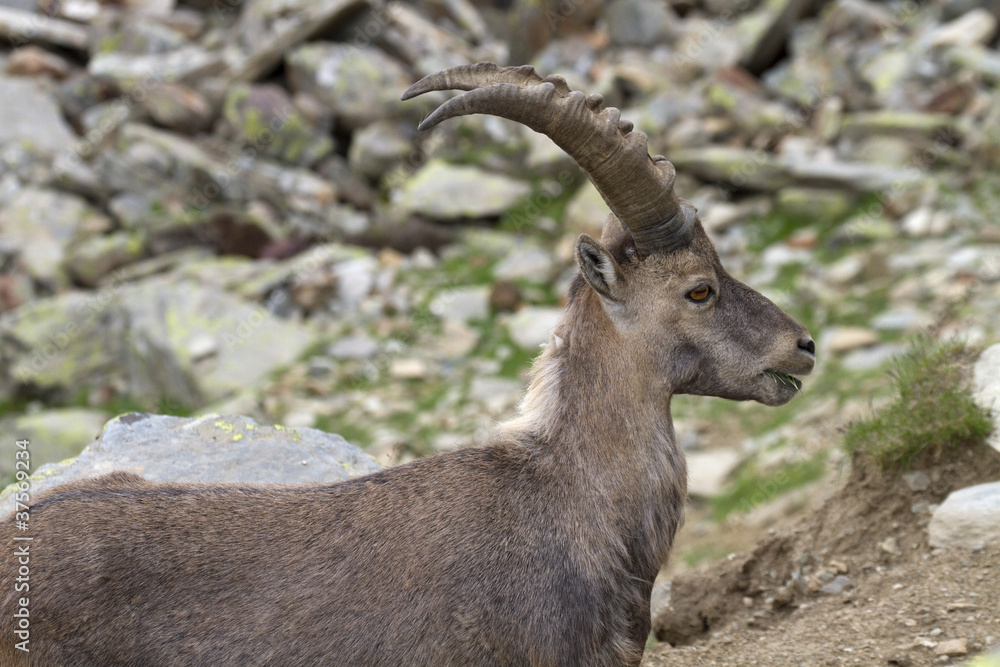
1 63 815 665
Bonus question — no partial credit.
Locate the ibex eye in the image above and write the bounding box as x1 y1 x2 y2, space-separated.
688 285 711 301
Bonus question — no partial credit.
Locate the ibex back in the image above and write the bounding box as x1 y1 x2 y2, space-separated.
1 64 815 666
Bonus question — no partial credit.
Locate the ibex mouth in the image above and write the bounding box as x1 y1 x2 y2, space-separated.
764 370 803 391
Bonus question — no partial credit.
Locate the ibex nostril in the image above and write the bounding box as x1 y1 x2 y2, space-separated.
798 338 816 355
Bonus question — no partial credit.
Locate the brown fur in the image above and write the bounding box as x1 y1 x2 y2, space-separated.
0 215 813 665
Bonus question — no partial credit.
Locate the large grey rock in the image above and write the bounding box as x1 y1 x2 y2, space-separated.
0 408 108 484
0 278 320 407
0 76 77 154
286 42 412 129
396 160 531 220
973 343 1000 453
0 413 381 517
119 278 319 406
929 481 1000 549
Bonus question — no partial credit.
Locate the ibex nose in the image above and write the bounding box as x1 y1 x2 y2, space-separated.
798 337 816 356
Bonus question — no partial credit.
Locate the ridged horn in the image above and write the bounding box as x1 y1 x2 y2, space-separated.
401 62 695 255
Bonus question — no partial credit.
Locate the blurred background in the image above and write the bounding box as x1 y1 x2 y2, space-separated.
0 0 999 573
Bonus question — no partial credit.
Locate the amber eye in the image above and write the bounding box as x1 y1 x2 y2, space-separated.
688 285 711 301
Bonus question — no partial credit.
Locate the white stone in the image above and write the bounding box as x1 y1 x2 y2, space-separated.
493 247 555 282
929 481 1000 549
328 335 379 360
822 326 880 354
928 9 997 47
506 307 563 350
430 286 490 323
686 449 743 498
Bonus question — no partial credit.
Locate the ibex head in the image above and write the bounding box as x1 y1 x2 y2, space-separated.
404 63 815 408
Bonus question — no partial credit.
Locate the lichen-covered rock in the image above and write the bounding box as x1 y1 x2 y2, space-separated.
88 46 224 89
348 120 413 180
0 413 381 517
0 187 110 286
0 76 77 155
285 42 412 129
64 231 147 286
0 278 320 407
222 83 333 166
396 160 531 220
141 83 214 134
0 408 108 485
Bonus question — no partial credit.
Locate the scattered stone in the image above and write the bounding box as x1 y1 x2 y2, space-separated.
349 120 413 180
88 46 225 89
328 334 380 360
871 308 934 332
0 75 77 155
822 326 879 354
228 0 370 81
934 638 969 656
819 575 853 595
685 448 744 498
493 246 556 282
506 306 563 350
396 160 531 221
929 481 1000 550
468 376 523 413
389 358 429 379
903 470 931 492
606 0 675 47
430 286 490 323
0 413 380 517
0 6 89 51
223 83 333 166
927 9 996 47
878 536 902 556
285 42 412 130
563 181 610 237
0 187 109 286
5 45 70 79
64 231 147 286
142 83 214 134
776 188 855 221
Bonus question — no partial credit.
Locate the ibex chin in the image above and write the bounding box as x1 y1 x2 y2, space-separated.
1 63 815 666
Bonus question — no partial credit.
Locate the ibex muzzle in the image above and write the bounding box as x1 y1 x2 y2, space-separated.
1 64 814 666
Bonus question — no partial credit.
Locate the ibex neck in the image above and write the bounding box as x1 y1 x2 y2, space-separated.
512 292 677 463
501 288 687 582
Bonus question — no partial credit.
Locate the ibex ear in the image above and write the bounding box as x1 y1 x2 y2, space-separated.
576 234 625 302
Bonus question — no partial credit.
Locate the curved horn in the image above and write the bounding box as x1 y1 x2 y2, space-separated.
401 62 695 255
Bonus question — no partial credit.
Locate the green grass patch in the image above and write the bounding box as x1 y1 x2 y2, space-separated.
710 453 827 522
314 415 373 447
680 542 734 568
842 338 993 468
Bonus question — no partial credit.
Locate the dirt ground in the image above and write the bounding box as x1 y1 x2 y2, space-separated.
642 443 1000 667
